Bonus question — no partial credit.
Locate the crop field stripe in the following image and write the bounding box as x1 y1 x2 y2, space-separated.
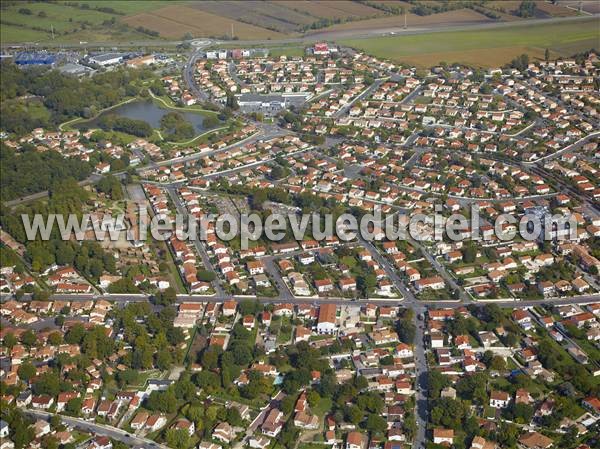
123 5 285 39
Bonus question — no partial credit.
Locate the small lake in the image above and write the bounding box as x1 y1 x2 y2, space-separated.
78 99 212 132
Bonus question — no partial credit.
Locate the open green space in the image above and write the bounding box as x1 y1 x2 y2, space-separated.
0 1 171 43
72 1 177 15
339 18 600 67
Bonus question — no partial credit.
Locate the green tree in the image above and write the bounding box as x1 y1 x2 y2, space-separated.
156 350 173 371
47 331 63 346
490 355 507 371
2 332 17 350
65 397 83 416
165 428 190 449
64 323 86 345
154 287 177 306
462 242 477 263
307 390 321 408
17 362 36 382
33 372 61 397
21 330 37 348
365 413 387 434
226 407 243 426
201 347 221 370
428 370 450 399
345 405 363 425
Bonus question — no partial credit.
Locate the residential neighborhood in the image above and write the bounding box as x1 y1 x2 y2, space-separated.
1 4 599 449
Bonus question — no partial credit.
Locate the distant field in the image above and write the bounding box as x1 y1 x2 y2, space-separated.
558 0 600 14
533 1 580 17
313 8 494 33
0 0 595 44
369 1 413 9
187 1 316 34
1 24 49 43
188 0 385 33
271 0 384 20
339 18 600 67
71 1 177 15
0 1 168 43
123 5 285 40
485 0 579 17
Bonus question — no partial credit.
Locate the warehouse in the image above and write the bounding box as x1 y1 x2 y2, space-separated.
88 53 125 66
15 52 56 66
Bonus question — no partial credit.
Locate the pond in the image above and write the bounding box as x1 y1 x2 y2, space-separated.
78 99 212 133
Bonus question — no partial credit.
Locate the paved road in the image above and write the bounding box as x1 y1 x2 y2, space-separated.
233 391 286 449
3 292 599 310
523 130 600 165
358 234 414 302
165 185 226 296
183 48 210 103
262 255 295 300
139 128 281 171
21 408 168 449
528 164 600 214
404 146 427 168
413 238 470 302
5 122 281 209
334 79 385 118
413 306 428 449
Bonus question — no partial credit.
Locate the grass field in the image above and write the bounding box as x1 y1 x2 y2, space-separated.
72 1 177 15
0 1 170 44
1 25 49 43
268 45 308 58
339 18 600 67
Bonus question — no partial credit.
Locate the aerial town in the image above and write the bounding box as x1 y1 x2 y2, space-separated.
0 2 599 449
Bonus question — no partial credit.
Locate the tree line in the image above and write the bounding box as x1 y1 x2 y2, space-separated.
0 143 92 201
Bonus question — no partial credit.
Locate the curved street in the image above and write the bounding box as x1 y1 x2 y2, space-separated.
21 408 169 449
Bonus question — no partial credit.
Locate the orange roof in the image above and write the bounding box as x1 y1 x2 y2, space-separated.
318 304 336 325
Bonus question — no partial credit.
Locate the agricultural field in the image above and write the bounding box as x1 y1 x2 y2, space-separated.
310 8 495 34
0 0 593 44
0 0 170 44
558 0 600 14
68 0 177 15
273 0 385 19
189 0 385 33
123 4 285 40
484 0 579 17
339 17 600 67
188 0 316 33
